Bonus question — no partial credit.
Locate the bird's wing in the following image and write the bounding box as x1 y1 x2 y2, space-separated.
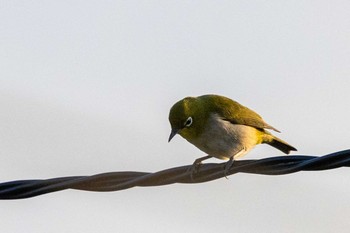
214 97 280 132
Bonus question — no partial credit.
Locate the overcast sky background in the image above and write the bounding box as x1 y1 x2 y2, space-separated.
1 1 350 232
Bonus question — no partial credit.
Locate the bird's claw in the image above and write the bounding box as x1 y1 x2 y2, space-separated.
224 158 234 179
187 160 202 180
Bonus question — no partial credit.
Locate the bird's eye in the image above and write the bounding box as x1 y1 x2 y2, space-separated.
184 116 193 127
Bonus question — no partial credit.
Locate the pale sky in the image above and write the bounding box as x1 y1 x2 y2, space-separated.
1 1 350 232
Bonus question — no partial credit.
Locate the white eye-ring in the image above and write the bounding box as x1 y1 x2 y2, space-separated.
184 116 193 127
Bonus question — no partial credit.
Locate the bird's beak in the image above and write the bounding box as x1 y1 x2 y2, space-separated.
168 128 179 142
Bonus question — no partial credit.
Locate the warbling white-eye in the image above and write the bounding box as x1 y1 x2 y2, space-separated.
168 94 296 173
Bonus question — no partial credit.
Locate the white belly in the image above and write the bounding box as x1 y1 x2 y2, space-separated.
189 114 260 160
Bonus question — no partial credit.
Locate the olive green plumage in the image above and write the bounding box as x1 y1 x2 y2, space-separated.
168 94 296 163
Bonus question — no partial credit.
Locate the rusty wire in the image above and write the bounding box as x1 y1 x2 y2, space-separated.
0 149 349 199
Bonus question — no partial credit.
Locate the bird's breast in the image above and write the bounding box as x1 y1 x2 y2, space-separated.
188 114 260 160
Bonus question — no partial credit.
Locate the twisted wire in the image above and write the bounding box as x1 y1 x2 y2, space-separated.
0 149 349 199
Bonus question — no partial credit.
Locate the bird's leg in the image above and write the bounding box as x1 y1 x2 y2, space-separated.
193 155 213 165
188 155 212 179
224 148 246 178
224 157 235 179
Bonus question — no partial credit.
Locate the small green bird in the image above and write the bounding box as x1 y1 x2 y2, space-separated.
168 94 297 172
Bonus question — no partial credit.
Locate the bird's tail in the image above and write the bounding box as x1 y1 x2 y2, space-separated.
263 134 297 154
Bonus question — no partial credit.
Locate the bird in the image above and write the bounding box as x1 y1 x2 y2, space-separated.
168 94 297 175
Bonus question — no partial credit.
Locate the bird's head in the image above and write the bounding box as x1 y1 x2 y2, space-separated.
168 96 206 142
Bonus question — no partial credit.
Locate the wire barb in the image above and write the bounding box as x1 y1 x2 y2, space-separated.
1 149 349 199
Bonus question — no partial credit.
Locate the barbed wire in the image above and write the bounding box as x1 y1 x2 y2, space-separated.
0 149 349 200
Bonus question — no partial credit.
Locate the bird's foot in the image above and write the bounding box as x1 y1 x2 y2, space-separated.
187 159 203 180
224 157 235 179
187 155 212 180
